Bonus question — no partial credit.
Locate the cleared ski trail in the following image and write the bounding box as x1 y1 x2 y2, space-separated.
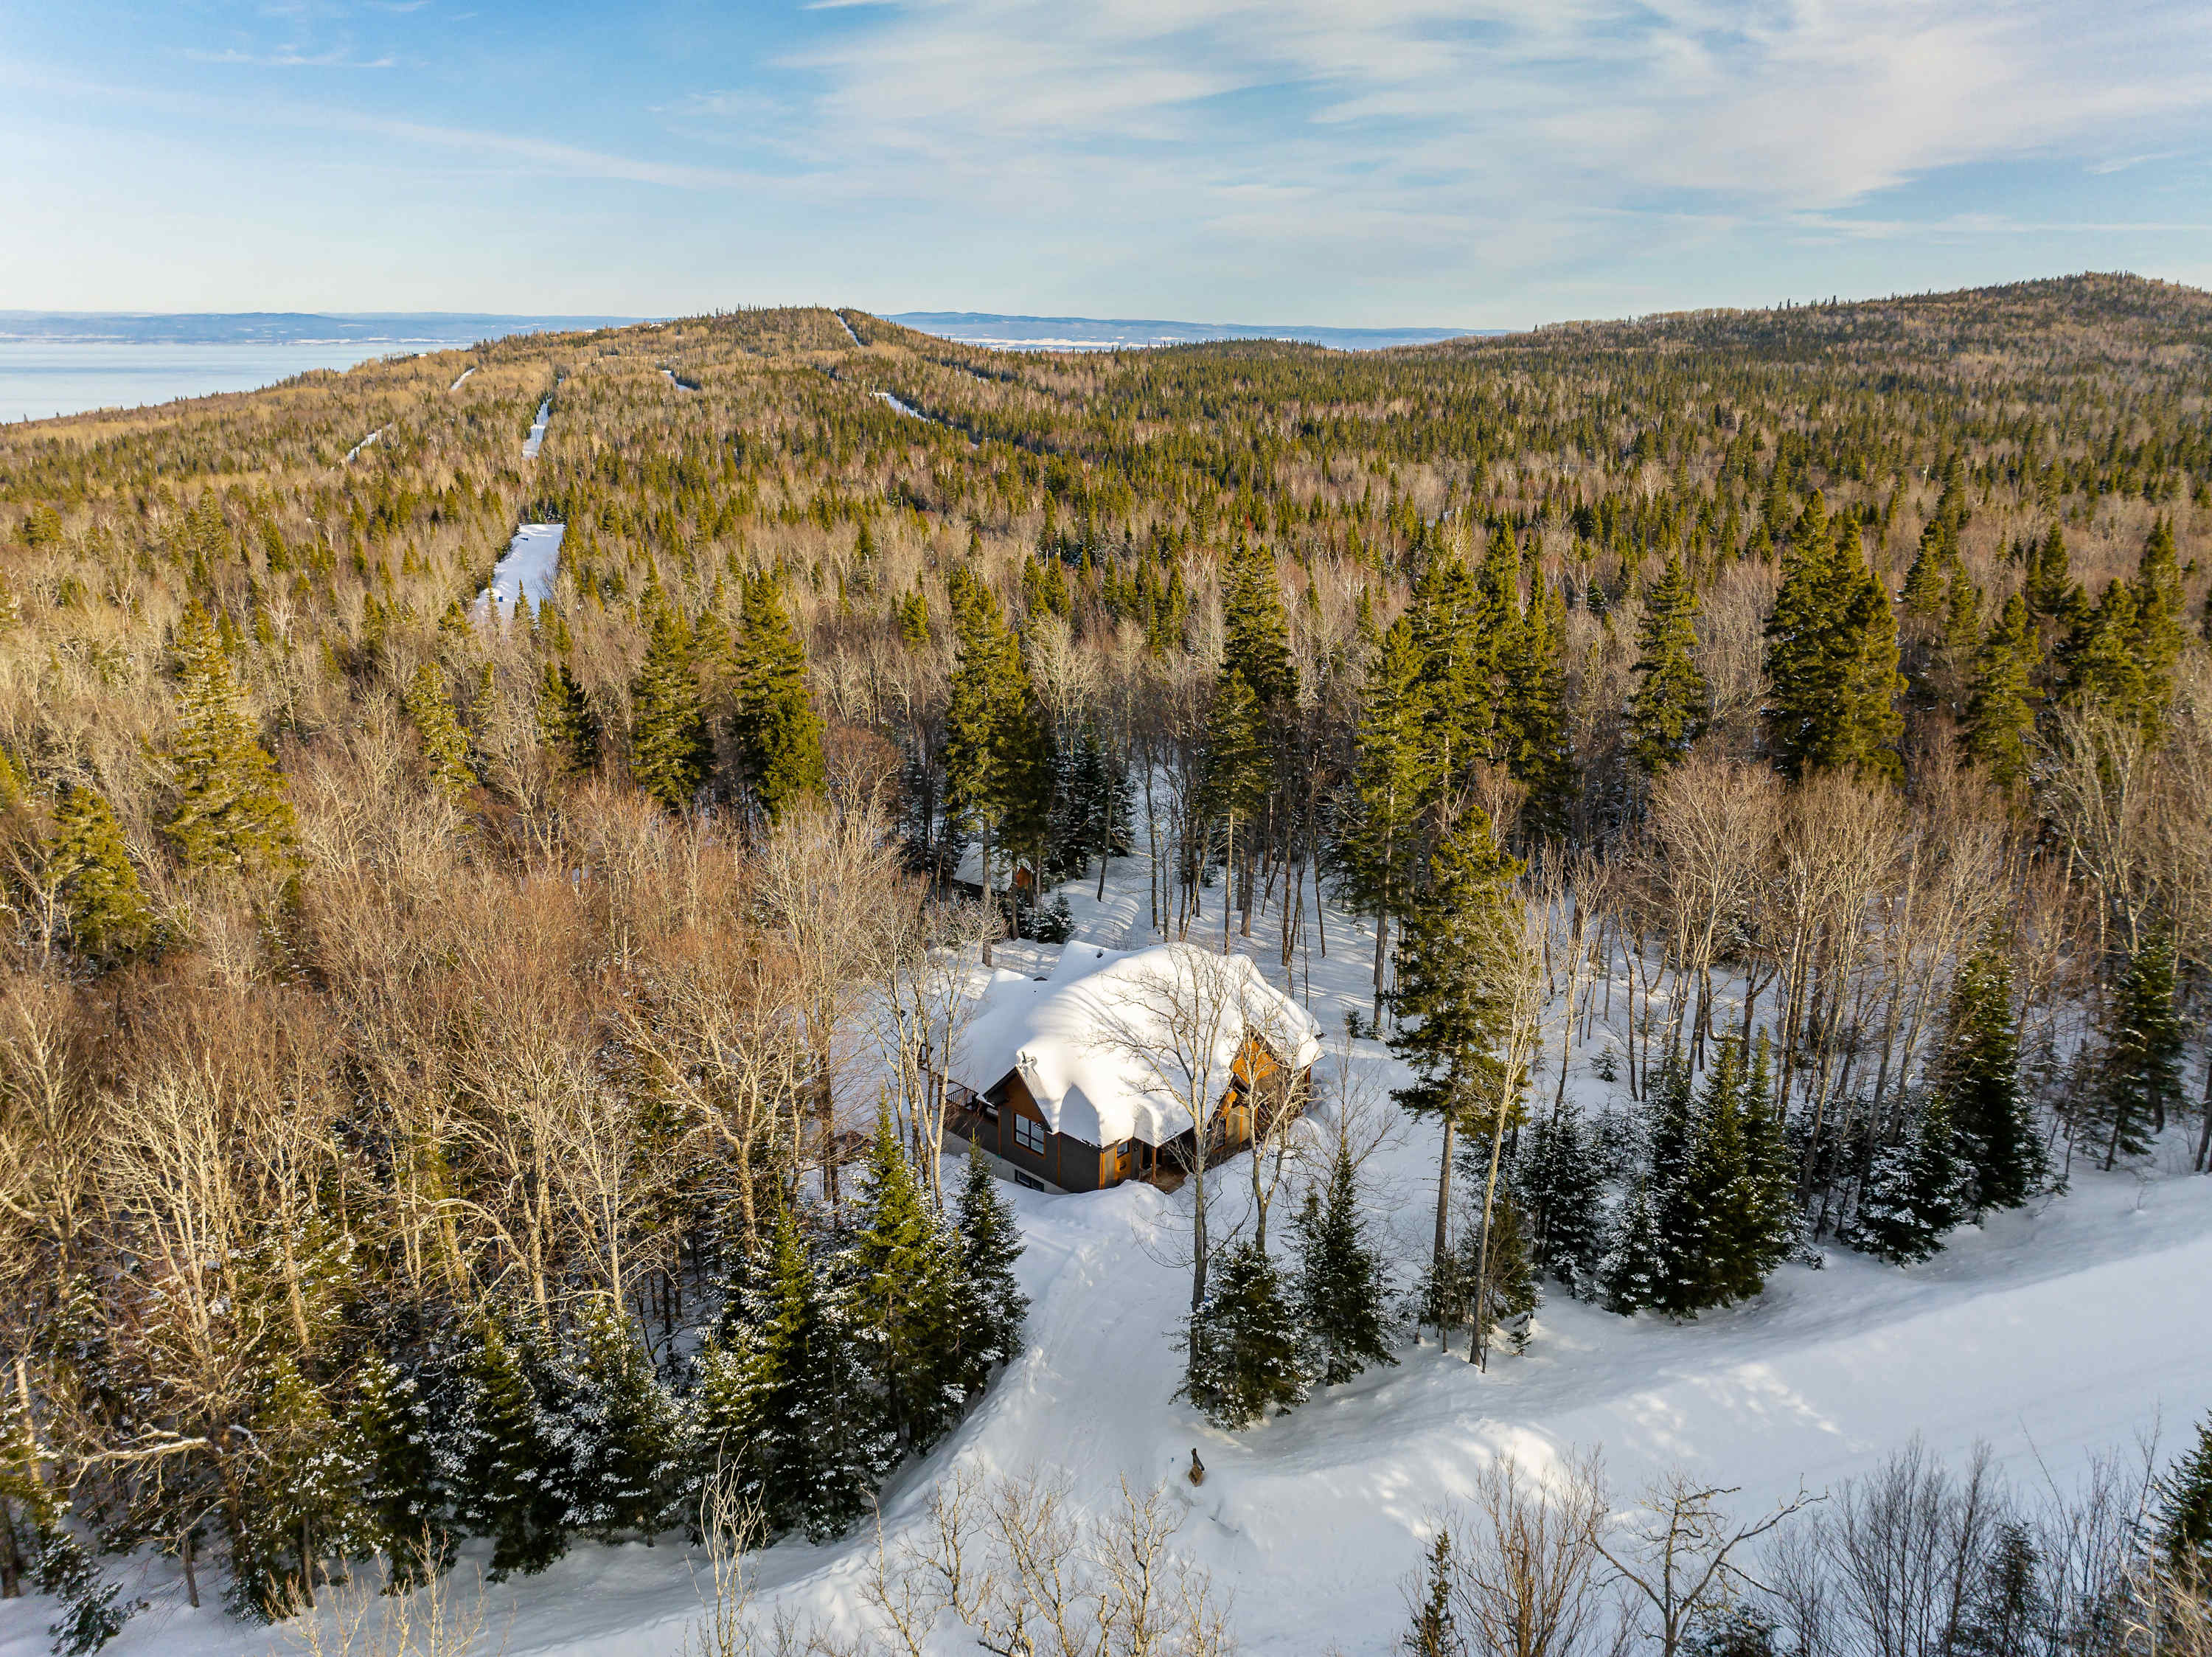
522 397 552 459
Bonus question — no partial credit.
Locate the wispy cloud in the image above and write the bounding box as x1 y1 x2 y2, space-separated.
765 0 2212 285
185 46 395 68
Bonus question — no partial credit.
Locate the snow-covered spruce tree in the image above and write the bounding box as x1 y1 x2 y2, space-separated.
1933 942 2041 1215
1599 1177 1669 1316
952 1139 1029 1386
691 1246 774 1526
1453 1188 1539 1357
33 1526 136 1657
1517 1105 1606 1296
439 1319 569 1581
1179 1240 1309 1431
2089 929 2184 1170
558 1297 688 1543
229 1356 372 1620
4 1399 136 1656
748 1204 892 1541
1843 1093 1966 1265
1291 1138 1396 1386
846 1114 967 1453
2153 1412 2212 1580
1650 1035 1796 1313
347 1349 450 1587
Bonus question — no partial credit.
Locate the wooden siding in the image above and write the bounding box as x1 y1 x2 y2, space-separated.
943 1060 1312 1195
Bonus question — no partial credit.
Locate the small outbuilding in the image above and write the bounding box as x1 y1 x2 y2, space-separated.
942 942 1322 1192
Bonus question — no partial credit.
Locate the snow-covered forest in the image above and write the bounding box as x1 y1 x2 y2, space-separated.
1 277 2211 1655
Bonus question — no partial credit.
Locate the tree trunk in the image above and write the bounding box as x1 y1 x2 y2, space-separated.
1430 1115 1455 1352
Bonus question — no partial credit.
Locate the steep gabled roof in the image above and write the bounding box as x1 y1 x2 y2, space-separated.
953 942 1322 1149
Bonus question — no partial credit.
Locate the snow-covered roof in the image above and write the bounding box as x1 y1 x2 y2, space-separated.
953 942 1324 1149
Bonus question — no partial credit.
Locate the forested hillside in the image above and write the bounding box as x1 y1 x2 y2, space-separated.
2 274 2211 1655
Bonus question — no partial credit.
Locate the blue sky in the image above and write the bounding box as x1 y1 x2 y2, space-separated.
3 0 2210 327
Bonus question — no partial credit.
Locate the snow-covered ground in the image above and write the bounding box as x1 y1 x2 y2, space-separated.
834 310 863 347
342 427 381 464
522 397 552 459
450 367 476 392
10 850 2208 1657
479 523 565 614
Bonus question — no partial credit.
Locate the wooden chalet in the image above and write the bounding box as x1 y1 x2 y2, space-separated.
940 942 1322 1194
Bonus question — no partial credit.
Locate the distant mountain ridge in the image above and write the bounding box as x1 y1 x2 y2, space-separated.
884 310 1490 352
0 312 641 345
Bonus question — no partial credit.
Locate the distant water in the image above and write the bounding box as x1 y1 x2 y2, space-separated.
0 341 452 423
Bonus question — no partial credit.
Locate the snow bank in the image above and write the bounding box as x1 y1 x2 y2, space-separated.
449 366 476 392
343 426 381 463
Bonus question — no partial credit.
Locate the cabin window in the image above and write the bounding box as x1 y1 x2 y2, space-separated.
1014 1114 1045 1156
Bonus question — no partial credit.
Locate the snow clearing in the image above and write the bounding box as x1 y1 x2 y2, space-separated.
10 844 2208 1657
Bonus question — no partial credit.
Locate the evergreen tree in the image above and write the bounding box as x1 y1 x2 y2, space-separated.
845 1115 966 1453
558 1298 688 1542
745 1206 891 1540
1957 1521 2047 1657
1291 1139 1396 1386
402 662 474 799
1962 594 2040 792
1388 811 1528 1336
1179 1240 1308 1430
2025 522 2081 623
1626 550 1711 777
1761 509 1904 782
1219 537 1295 709
690 1288 773 1524
535 658 598 777
1598 1177 1669 1316
347 1349 448 1587
1518 1105 1606 1295
942 571 1041 958
1407 548 1491 802
439 1319 568 1580
2056 580 2150 729
161 602 296 872
2092 931 2184 1170
1932 945 2040 1215
33 1526 135 1657
2152 1414 2212 1579
1844 1094 1965 1265
2129 516 2188 740
1455 1188 1538 1356
46 781 150 962
1202 667 1270 943
1403 1528 1461 1657
230 1356 372 1620
952 1140 1029 1385
1339 616 1430 1014
630 606 711 810
1498 575 1574 836
728 577 826 822
1655 1038 1796 1312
